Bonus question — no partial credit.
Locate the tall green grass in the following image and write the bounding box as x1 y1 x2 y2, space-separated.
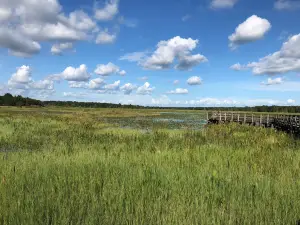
1 110 300 224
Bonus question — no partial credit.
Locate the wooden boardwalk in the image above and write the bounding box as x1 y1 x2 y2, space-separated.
207 112 300 135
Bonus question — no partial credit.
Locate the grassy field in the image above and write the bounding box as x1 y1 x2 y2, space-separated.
1 107 300 224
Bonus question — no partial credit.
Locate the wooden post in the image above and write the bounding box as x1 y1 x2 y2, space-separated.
244 114 246 124
237 114 240 123
219 112 221 122
231 113 234 121
225 112 227 122
252 114 254 124
260 114 262 126
267 114 269 126
206 112 209 121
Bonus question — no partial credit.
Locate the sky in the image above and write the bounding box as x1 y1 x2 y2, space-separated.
0 0 300 107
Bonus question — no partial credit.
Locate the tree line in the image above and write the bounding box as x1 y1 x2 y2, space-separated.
1 93 300 113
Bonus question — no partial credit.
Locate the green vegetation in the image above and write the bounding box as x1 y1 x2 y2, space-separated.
2 93 300 113
1 108 300 224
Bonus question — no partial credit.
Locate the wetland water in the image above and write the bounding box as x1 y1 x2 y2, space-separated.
101 112 208 130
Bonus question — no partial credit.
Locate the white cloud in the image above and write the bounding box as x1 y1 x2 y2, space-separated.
0 7 12 22
120 83 137 95
182 14 191 22
229 15 271 48
287 99 296 104
63 92 87 98
65 10 97 31
94 62 125 76
167 88 189 94
173 80 179 85
94 0 119 21
241 34 300 75
143 36 207 70
61 64 91 81
261 77 284 86
119 51 149 62
68 81 88 88
51 42 73 55
210 0 238 9
230 63 248 71
274 0 300 10
103 80 120 92
9 65 32 84
187 76 202 85
7 65 54 91
30 79 54 90
136 82 155 95
0 0 98 57
0 28 41 57
151 95 172 105
89 78 105 90
19 22 87 42
96 30 116 44
119 70 126 76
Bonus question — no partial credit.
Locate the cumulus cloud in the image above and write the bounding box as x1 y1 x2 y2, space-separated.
261 77 284 86
274 0 300 10
230 63 249 71
142 36 207 70
187 76 202 85
136 82 155 95
119 51 149 62
238 34 300 75
210 0 238 9
65 10 97 31
167 88 189 94
173 80 179 85
51 42 73 55
30 79 54 90
68 81 88 88
0 0 98 57
120 83 137 95
229 15 271 48
9 65 32 84
7 65 54 91
94 62 125 76
119 70 126 76
103 80 120 92
151 95 172 105
94 0 119 21
96 30 116 44
89 78 105 90
287 99 296 104
63 92 87 98
60 64 91 81
0 28 41 57
0 7 12 22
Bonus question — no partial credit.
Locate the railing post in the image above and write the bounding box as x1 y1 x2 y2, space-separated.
206 112 209 121
244 114 246 124
260 114 262 126
252 114 254 124
225 112 227 122
231 112 234 121
237 114 240 123
267 114 269 126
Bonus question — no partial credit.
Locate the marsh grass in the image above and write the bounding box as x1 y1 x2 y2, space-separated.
0 108 300 224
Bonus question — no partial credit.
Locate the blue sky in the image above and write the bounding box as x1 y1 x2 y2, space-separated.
0 0 300 106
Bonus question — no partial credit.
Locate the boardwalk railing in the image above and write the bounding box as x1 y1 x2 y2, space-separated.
206 112 300 135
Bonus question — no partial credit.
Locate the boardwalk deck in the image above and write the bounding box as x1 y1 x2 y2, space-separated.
207 112 300 135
